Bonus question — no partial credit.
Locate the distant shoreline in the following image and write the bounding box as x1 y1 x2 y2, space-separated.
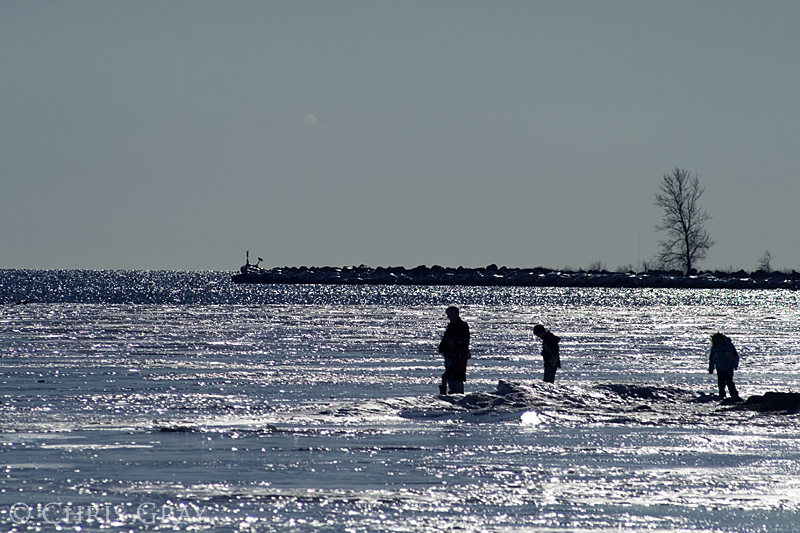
232 265 800 290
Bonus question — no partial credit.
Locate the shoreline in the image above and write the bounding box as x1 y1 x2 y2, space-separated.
232 265 800 290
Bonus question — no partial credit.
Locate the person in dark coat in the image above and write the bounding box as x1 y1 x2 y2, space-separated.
709 332 741 401
534 324 560 383
437 306 470 394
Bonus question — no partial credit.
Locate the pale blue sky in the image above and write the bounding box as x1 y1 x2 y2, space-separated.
2 1 798 271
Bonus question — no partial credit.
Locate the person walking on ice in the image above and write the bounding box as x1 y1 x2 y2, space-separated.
437 306 470 394
534 324 560 383
709 332 741 402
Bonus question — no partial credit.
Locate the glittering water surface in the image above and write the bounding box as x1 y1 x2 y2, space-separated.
1 271 800 532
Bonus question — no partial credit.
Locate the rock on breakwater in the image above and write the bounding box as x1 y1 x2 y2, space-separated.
232 264 800 289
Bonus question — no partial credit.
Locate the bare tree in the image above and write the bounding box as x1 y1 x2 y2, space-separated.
586 260 607 272
756 250 773 273
654 168 715 274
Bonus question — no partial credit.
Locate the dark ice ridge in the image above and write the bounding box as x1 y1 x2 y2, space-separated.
309 381 800 425
433 381 800 418
233 264 800 289
152 382 799 435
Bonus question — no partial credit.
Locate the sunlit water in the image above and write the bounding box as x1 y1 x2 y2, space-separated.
1 271 799 532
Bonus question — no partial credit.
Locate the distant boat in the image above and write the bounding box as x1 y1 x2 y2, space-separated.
237 251 264 275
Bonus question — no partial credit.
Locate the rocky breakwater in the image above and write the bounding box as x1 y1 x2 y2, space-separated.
231 264 799 289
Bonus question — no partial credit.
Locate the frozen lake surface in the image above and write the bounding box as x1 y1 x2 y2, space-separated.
1 271 799 531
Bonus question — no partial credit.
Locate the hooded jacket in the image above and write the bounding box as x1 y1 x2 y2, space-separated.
709 338 739 373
